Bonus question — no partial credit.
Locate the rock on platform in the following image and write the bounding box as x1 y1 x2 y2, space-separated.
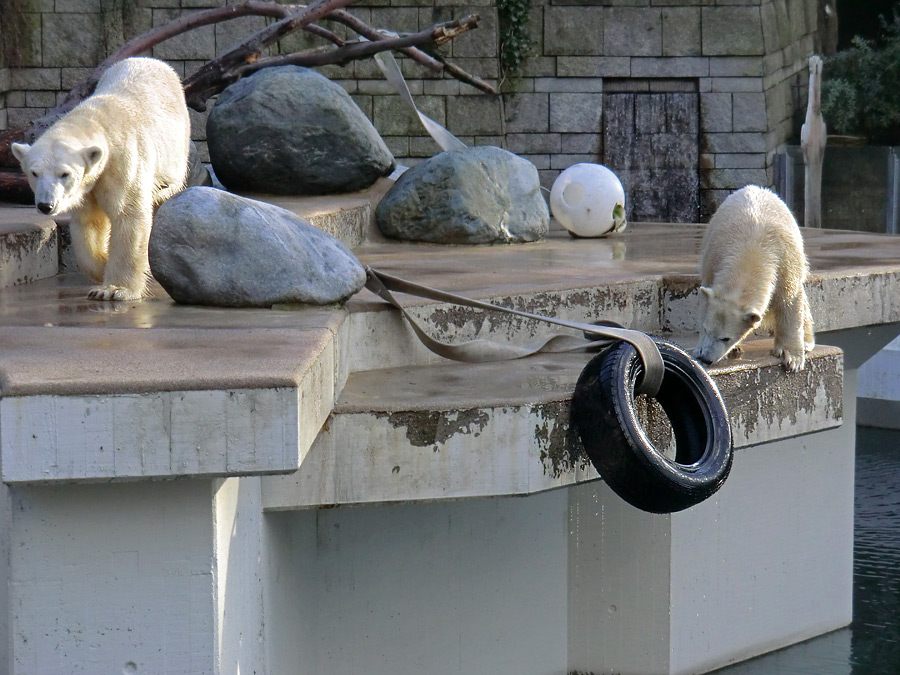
149 187 366 308
375 146 549 244
206 66 395 195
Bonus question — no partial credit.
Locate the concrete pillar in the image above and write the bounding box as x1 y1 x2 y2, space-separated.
6 477 272 675
567 423 854 675
8 480 217 674
264 493 570 675
565 324 900 675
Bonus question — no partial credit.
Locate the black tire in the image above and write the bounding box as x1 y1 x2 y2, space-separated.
572 339 733 514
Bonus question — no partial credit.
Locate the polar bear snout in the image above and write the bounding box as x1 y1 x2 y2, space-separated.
693 347 714 365
693 338 728 366
31 176 70 217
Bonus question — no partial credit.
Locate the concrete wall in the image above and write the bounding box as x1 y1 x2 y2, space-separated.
0 0 826 219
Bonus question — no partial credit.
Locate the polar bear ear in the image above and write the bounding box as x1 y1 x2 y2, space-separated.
82 146 104 171
742 310 762 326
699 286 714 299
10 142 30 166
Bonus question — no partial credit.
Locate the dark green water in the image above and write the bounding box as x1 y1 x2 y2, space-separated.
714 426 900 675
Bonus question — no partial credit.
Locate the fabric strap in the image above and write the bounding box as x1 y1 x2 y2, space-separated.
374 51 467 153
364 267 665 397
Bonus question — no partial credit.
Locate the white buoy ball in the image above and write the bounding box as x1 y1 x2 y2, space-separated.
549 163 627 237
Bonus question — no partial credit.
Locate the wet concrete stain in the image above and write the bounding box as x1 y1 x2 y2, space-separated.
1 227 57 286
661 274 700 301
534 401 589 478
715 351 842 443
423 283 659 342
378 408 491 448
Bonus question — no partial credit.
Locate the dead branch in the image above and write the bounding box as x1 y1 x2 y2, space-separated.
325 10 495 94
214 16 481 90
44 1 307 138
182 0 361 111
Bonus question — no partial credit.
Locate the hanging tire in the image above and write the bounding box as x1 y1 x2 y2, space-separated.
572 339 733 514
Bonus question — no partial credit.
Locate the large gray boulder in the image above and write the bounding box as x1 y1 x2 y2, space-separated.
375 146 549 244
186 141 213 188
149 187 366 307
207 66 395 195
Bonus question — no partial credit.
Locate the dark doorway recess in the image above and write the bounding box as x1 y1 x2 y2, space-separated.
602 79 700 224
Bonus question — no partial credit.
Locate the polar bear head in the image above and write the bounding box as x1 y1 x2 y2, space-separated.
11 140 105 217
693 286 762 365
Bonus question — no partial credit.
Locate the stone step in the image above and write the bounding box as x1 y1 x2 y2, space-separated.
247 177 393 250
0 206 58 288
261 338 843 510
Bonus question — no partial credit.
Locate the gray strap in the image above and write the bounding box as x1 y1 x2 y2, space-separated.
374 51 467 152
365 267 664 396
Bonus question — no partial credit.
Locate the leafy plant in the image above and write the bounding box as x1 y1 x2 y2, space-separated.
822 7 900 143
497 0 534 85
820 78 859 135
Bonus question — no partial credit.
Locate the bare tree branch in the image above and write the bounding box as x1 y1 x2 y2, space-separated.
224 16 480 84
50 1 303 133
183 0 360 110
325 9 495 94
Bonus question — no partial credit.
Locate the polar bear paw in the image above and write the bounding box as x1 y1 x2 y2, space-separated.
726 344 744 360
772 345 805 372
88 285 141 302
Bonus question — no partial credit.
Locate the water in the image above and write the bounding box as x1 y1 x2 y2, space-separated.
714 426 900 674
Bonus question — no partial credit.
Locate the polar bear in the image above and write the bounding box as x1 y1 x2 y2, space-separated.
694 185 815 372
12 57 190 301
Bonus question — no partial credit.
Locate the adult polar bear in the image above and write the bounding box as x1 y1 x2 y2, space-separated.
694 185 815 372
12 57 190 301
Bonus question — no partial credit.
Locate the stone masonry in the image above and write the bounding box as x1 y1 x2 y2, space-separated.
1 0 825 220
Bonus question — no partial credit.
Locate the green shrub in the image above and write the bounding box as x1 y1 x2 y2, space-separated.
821 78 859 135
822 8 900 143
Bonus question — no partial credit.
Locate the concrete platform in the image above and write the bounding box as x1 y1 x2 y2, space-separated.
2 193 900 675
263 342 843 509
0 222 871 488
0 205 57 288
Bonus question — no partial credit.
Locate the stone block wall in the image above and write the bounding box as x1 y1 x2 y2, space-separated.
1 0 826 221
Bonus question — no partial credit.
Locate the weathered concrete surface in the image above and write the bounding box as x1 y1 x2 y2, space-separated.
0 196 896 675
1 215 898 489
261 343 842 509
858 334 900 428
0 207 57 288
244 177 392 250
0 276 349 484
346 280 661 372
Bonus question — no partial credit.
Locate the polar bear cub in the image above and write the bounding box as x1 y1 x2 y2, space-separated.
694 185 814 372
12 57 190 301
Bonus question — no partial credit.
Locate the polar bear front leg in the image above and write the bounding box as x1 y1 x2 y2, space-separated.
69 202 110 284
771 294 808 372
89 202 152 301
